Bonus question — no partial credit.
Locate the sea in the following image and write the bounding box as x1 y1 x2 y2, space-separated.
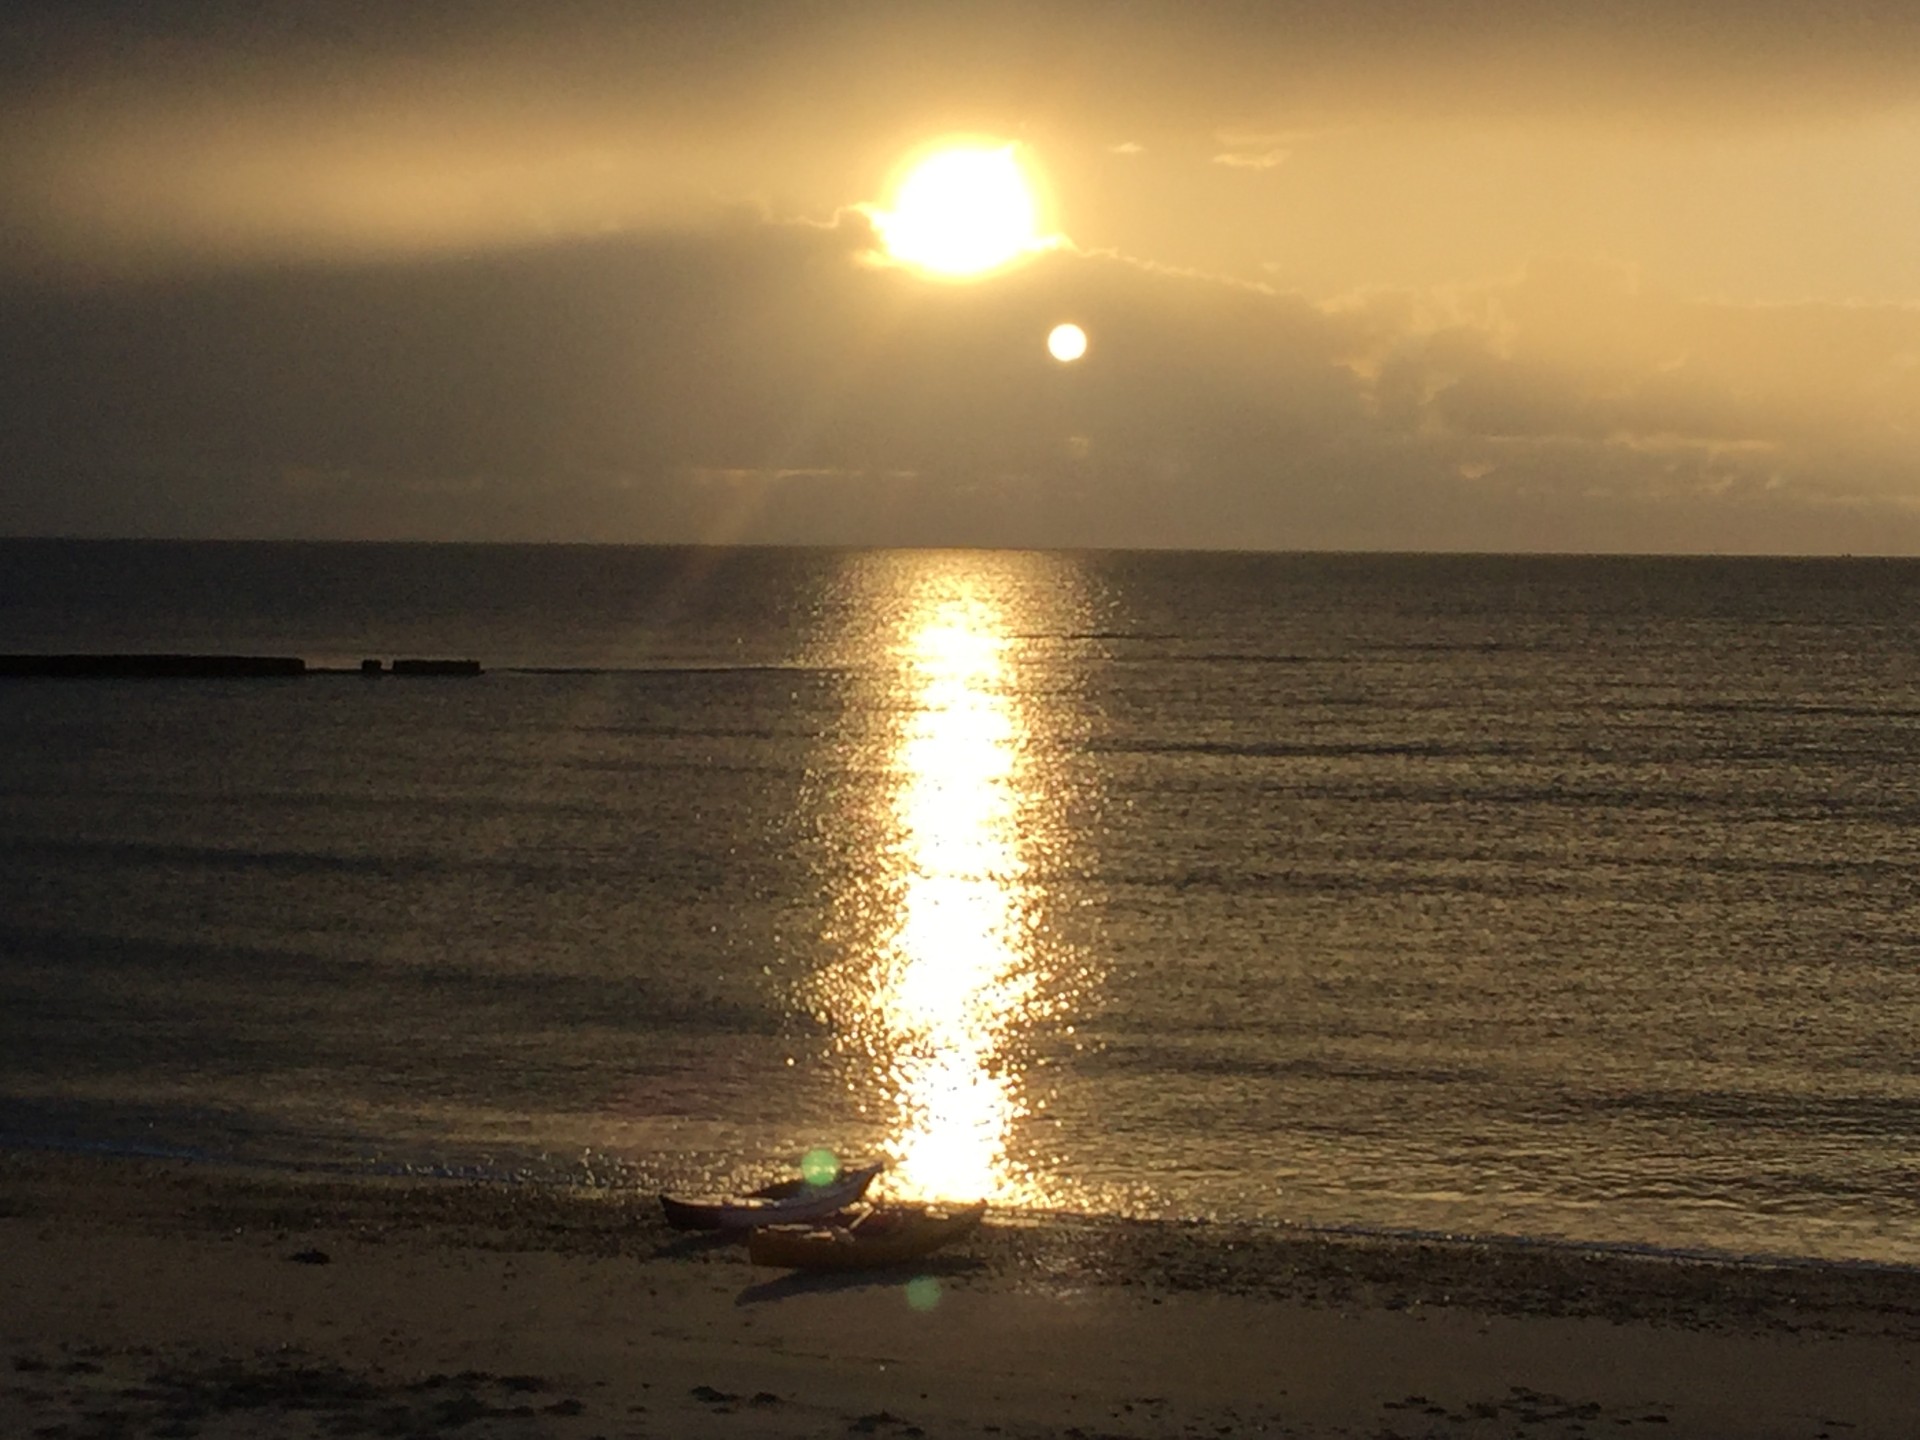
4 538 1920 1268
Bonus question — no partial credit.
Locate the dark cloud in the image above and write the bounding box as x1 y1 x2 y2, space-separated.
12 2 1920 119
0 214 1361 542
4 217 1917 551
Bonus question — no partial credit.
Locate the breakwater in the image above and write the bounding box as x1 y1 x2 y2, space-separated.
0 654 306 678
0 655 482 678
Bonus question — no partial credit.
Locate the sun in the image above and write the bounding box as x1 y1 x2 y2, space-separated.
1046 323 1087 362
871 143 1046 280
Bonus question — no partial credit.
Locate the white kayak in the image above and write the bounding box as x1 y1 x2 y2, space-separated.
658 1160 884 1231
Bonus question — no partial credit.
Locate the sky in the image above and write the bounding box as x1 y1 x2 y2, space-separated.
3 0 1918 552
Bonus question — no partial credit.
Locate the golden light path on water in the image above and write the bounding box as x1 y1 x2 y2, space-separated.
816 560 1080 1208
886 593 1031 1199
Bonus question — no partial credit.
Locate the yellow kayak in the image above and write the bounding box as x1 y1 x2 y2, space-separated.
746 1200 987 1270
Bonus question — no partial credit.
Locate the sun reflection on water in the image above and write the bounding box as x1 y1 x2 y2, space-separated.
816 563 1079 1206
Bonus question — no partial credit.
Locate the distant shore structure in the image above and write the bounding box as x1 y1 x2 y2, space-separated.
0 654 483 678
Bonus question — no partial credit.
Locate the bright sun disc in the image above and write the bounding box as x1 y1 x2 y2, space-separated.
1047 323 1087 362
875 145 1041 279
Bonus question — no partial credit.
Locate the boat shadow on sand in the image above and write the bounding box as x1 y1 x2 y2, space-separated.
734 1253 986 1307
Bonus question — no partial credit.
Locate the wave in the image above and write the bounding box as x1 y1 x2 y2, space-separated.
1086 737 1512 760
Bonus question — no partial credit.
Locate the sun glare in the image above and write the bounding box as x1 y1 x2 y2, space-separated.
872 144 1045 280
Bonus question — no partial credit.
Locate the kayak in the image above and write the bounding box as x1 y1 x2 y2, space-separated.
658 1160 884 1231
746 1199 987 1270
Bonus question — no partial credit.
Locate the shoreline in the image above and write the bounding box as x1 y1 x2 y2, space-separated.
9 1144 1920 1329
7 1150 1920 1437
13 1132 1918 1283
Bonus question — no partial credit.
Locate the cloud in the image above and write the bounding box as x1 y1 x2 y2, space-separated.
7 3 1920 280
1371 258 1920 461
1344 258 1920 550
2 212 1916 551
1211 149 1290 170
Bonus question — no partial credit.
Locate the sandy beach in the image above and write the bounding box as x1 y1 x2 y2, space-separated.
4 1151 1918 1438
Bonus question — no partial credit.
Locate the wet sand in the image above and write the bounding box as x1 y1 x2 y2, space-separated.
4 1150 1918 1438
